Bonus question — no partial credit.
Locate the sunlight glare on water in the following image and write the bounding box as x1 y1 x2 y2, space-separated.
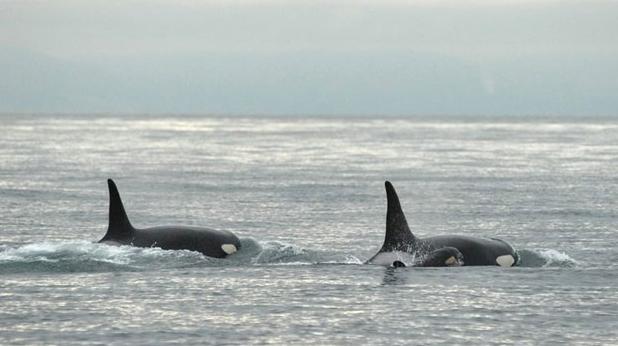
0 115 617 345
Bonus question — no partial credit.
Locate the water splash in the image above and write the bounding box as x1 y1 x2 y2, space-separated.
237 238 362 265
0 241 213 274
0 239 362 274
517 248 578 268
0 240 576 274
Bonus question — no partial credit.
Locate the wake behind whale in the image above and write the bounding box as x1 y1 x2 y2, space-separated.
0 240 575 275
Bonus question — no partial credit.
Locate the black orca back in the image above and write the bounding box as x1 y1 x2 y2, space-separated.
422 235 517 266
98 179 241 258
373 181 518 267
131 226 240 258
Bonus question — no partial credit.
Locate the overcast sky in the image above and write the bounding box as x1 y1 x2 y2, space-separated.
1 0 617 116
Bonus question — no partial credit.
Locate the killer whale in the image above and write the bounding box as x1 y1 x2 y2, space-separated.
367 181 518 267
98 179 241 258
392 247 464 268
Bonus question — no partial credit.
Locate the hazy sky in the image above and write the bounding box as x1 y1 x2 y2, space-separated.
1 0 617 116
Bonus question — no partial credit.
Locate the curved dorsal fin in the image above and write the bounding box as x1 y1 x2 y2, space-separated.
382 181 417 251
101 179 134 240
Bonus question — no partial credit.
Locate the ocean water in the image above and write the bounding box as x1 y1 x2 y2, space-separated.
0 114 616 345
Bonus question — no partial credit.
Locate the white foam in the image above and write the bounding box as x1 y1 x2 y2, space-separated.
367 251 417 267
262 261 314 266
537 249 578 267
0 241 135 265
343 255 364 265
251 240 309 264
0 241 201 266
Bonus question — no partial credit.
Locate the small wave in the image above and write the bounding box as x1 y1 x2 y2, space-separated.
517 248 578 268
0 241 213 274
0 240 578 274
251 240 314 264
237 238 362 265
0 239 362 274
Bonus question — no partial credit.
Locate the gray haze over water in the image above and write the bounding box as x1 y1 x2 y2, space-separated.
0 115 617 344
2 1 618 116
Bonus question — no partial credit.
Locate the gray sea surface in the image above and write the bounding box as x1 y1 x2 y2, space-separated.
0 114 617 345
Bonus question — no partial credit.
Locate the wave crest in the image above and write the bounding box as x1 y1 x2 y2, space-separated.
0 241 576 273
0 241 212 274
517 248 578 267
0 239 363 273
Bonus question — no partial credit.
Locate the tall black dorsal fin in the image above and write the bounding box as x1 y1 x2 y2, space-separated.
101 179 134 240
382 181 417 251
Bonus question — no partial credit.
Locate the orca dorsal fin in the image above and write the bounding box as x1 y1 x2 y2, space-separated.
102 179 134 240
382 181 417 252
